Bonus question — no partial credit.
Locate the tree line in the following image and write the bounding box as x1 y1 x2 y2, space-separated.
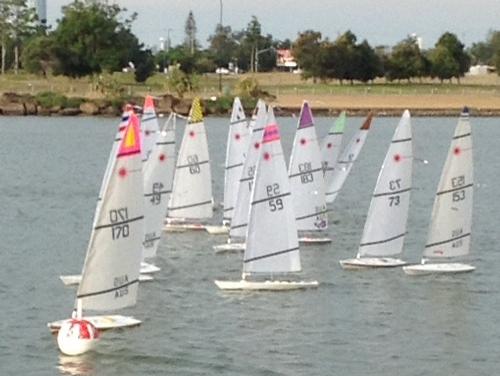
1 0 500 85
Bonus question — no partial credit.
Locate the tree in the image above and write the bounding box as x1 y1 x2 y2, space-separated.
0 0 37 74
184 10 197 55
47 1 153 81
21 34 56 76
292 30 322 81
385 36 426 82
428 45 459 82
207 24 238 69
354 40 382 82
9 0 37 74
435 32 470 82
245 16 263 72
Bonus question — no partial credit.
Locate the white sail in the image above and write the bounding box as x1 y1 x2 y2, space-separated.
288 101 327 231
321 111 346 188
222 97 249 224
358 110 413 257
325 113 373 204
168 98 213 219
94 111 131 226
243 109 301 275
423 109 473 259
77 113 144 311
229 99 267 239
141 95 160 163
142 113 176 259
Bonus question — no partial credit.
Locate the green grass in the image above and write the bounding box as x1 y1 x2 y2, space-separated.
1 71 500 100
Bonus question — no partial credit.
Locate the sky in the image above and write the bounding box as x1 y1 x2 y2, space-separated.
46 0 500 50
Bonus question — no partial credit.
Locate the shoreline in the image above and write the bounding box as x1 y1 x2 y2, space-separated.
1 91 500 117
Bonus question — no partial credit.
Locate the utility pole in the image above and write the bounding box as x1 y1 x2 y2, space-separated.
218 0 223 93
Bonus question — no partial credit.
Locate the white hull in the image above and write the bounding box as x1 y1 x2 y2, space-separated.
213 242 245 253
140 262 161 274
403 262 475 276
299 236 332 244
60 274 154 286
163 222 206 232
214 279 319 291
339 257 407 269
205 225 229 235
48 315 141 333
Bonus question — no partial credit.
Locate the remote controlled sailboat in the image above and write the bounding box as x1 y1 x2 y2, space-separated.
165 98 214 231
340 110 413 269
221 97 250 227
214 108 318 290
213 100 267 252
288 101 330 244
142 113 176 265
141 95 160 163
404 108 475 275
48 113 145 355
60 107 154 284
325 113 373 204
321 111 346 188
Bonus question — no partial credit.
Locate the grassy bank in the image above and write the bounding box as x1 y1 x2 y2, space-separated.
1 71 500 115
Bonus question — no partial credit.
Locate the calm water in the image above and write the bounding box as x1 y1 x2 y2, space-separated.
0 114 499 376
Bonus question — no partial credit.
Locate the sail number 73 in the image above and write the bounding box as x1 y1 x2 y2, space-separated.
388 179 401 206
266 183 284 212
109 208 129 240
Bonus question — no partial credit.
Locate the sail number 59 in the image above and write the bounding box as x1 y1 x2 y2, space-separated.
266 183 284 212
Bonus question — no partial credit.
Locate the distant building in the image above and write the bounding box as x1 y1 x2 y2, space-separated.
28 0 47 25
276 49 297 71
467 64 495 75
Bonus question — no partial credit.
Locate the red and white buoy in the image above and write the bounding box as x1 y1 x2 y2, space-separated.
57 305 100 356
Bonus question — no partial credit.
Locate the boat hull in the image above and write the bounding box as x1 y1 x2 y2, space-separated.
340 257 407 269
60 274 154 286
139 262 161 274
205 225 229 235
299 236 332 244
403 262 475 275
214 279 319 291
213 242 245 253
48 315 141 333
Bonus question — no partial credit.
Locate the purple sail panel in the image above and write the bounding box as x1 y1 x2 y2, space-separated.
298 101 314 129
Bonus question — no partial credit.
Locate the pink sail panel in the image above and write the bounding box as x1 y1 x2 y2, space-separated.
143 95 155 111
262 124 280 143
117 113 141 158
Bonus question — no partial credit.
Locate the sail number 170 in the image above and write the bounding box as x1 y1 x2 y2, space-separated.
266 183 284 212
110 208 129 240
